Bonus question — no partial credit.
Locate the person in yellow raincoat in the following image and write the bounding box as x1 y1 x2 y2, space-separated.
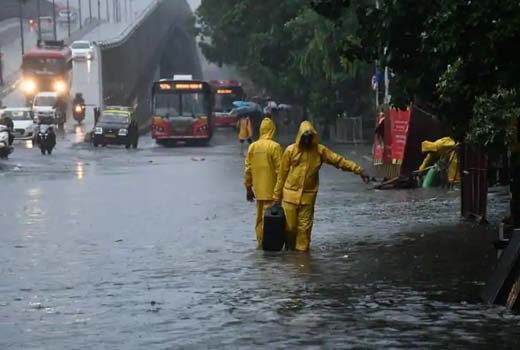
418 137 460 185
237 115 253 155
273 121 370 252
244 118 283 248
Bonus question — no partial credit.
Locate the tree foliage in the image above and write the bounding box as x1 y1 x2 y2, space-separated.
314 0 520 146
196 0 373 122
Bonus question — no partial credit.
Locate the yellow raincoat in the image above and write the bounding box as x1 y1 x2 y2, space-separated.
418 137 459 183
273 121 364 251
237 116 253 141
244 118 283 247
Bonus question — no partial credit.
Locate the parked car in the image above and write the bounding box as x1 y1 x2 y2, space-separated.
70 41 95 60
0 108 35 139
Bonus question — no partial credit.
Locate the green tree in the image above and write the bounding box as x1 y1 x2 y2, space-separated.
312 0 520 145
197 0 373 126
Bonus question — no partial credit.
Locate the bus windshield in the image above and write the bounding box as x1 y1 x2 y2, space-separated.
215 93 241 113
154 92 208 118
23 57 66 73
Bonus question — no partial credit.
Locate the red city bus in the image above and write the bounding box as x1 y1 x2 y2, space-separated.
210 80 245 127
151 78 214 146
20 40 72 104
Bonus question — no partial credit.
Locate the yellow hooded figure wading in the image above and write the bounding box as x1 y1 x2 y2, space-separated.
244 118 283 247
273 121 368 252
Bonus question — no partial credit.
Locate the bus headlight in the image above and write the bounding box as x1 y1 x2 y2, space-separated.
21 80 36 94
94 127 103 134
53 80 67 94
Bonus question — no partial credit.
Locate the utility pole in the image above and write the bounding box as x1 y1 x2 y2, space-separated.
37 0 42 42
106 0 110 22
52 0 57 40
97 0 101 20
79 0 83 28
18 0 25 55
66 0 71 37
89 0 92 23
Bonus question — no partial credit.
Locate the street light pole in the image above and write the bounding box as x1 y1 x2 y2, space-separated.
66 0 71 37
18 0 25 55
79 0 83 28
106 0 110 22
52 0 57 40
89 0 92 22
97 0 101 20
36 0 42 42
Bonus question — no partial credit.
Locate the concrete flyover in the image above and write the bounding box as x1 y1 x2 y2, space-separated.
97 0 202 128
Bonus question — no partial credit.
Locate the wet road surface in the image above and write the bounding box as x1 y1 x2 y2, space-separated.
1 126 520 349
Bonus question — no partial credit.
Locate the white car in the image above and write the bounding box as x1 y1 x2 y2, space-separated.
0 108 35 139
33 92 59 124
57 9 78 23
70 41 95 60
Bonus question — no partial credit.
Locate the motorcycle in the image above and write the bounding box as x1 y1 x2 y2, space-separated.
73 102 86 124
0 125 14 159
36 123 56 155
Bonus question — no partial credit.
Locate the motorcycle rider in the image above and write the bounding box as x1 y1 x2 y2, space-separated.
33 115 56 147
72 92 86 121
73 92 85 107
0 113 14 146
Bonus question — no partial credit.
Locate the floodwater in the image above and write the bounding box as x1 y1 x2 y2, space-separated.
1 129 519 349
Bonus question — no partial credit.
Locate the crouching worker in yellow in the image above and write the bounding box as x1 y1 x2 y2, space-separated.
418 137 460 186
244 118 283 248
273 121 370 252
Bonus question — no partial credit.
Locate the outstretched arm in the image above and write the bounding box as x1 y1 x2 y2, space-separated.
320 145 363 174
320 145 370 183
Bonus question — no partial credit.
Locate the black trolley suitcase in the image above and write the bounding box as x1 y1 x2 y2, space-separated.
263 204 286 251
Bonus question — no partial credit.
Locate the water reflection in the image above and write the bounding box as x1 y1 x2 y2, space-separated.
24 139 33 149
73 125 85 144
23 187 46 229
76 161 84 180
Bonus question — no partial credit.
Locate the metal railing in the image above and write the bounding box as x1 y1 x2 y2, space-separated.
330 116 365 144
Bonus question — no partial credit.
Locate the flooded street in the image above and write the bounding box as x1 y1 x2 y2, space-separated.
1 129 519 349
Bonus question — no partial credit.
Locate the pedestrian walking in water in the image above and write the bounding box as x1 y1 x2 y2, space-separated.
237 115 253 155
244 118 283 248
273 121 370 252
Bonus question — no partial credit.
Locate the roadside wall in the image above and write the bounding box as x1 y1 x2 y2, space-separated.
98 0 202 128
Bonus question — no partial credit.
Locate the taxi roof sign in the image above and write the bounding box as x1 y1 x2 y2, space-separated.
173 75 193 81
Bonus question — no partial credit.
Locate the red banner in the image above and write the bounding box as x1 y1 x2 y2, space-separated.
390 108 411 165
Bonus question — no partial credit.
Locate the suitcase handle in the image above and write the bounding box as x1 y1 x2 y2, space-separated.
270 204 283 216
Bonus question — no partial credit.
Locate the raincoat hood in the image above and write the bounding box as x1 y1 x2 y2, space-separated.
259 118 276 140
421 137 455 154
295 121 319 146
